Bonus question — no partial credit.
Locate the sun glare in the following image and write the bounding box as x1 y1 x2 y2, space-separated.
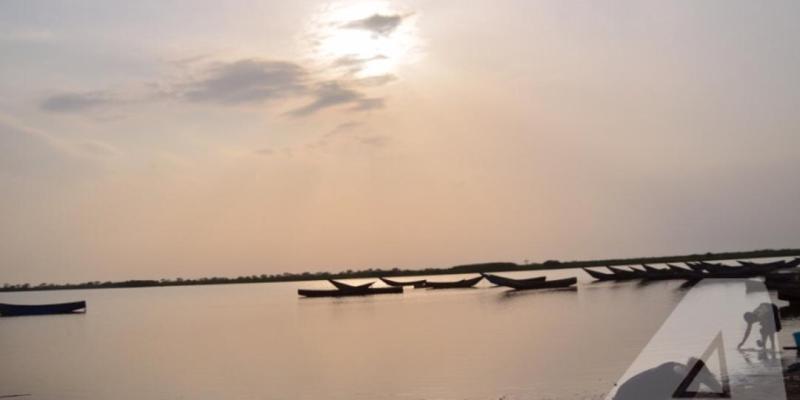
306 1 419 78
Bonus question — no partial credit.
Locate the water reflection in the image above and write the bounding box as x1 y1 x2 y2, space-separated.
2 269 793 400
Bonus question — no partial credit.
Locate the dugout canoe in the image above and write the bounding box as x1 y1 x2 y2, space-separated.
0 301 86 316
481 273 545 287
425 276 483 289
298 286 403 298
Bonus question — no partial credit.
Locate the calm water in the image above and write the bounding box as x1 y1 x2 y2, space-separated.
1 263 796 400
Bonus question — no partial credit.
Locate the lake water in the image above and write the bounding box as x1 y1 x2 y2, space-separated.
1 262 797 400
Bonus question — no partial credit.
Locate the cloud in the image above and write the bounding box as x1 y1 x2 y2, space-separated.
40 58 387 118
356 74 396 87
332 54 387 69
325 121 361 138
40 92 114 113
358 135 390 147
343 13 408 36
255 147 275 156
288 82 383 117
182 59 307 104
351 97 384 111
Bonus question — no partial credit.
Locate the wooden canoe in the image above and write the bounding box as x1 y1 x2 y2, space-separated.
298 286 403 298
0 301 86 316
481 273 545 287
328 279 375 290
379 277 427 287
583 268 616 281
425 276 483 289
505 277 577 291
607 266 643 280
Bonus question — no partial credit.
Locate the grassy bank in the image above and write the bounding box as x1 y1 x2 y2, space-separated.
2 248 798 293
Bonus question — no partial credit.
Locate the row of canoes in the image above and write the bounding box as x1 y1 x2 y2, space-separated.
298 274 578 297
583 258 800 282
7 259 796 311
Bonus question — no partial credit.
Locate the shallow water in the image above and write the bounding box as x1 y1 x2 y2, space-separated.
1 262 796 400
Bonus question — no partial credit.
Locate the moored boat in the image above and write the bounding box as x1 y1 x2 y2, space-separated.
607 266 643 280
738 259 784 268
640 265 677 280
328 279 375 290
504 277 577 291
298 286 403 298
666 264 693 273
696 261 742 273
737 258 799 270
703 260 796 279
643 264 702 281
481 273 545 287
685 262 705 272
629 266 648 274
0 301 86 316
379 277 427 287
583 268 616 281
425 276 483 289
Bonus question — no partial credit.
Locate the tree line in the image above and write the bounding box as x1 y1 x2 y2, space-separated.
2 248 798 292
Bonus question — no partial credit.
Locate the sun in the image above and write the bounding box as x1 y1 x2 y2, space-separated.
305 1 419 79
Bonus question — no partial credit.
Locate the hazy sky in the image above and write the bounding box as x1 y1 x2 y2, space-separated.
2 1 799 284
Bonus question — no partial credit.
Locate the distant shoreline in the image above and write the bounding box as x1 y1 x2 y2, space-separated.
2 248 798 293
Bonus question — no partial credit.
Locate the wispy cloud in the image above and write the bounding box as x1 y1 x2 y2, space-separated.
350 97 384 111
325 121 361 138
39 57 387 118
358 135 390 147
288 82 383 117
332 54 387 70
355 74 396 87
343 13 409 36
40 91 115 113
181 59 307 104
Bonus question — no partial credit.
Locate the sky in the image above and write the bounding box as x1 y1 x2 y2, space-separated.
1 1 799 284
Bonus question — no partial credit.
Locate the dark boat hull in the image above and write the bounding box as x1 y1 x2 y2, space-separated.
507 277 578 291
379 277 427 287
328 279 375 290
777 285 800 303
666 264 693 273
0 301 86 316
704 269 769 279
641 264 702 281
583 268 616 281
298 287 403 298
426 276 483 289
481 273 545 287
703 261 793 279
685 262 705 272
607 266 643 280
738 258 798 269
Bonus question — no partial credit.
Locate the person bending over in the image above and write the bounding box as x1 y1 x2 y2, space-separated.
737 302 781 351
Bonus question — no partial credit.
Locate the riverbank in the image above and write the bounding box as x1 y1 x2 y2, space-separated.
2 248 798 293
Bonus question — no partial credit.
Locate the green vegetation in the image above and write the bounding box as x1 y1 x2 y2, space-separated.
2 248 798 293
